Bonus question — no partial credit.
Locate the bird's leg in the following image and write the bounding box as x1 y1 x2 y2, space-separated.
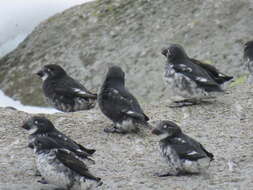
104 123 128 134
37 177 48 184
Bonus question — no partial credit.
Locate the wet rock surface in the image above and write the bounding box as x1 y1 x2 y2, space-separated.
0 84 252 189
0 0 253 105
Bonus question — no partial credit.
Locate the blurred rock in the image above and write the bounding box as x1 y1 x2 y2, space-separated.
0 0 252 106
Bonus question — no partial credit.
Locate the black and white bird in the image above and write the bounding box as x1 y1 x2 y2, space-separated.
243 40 253 74
152 120 214 176
32 136 102 190
36 64 97 112
21 116 95 162
161 44 233 107
98 66 150 134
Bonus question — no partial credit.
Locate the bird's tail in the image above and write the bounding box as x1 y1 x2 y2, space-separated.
83 173 102 183
82 177 103 190
82 148 96 155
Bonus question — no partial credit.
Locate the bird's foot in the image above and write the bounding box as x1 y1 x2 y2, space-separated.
37 177 48 184
154 172 174 177
104 127 127 134
169 99 199 108
177 171 199 176
154 171 196 177
169 98 213 108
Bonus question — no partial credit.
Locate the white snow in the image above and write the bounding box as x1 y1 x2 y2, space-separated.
0 90 59 114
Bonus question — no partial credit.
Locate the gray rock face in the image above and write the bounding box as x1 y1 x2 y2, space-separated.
0 84 253 189
0 0 252 106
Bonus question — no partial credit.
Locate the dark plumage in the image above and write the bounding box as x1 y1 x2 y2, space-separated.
32 136 102 190
161 44 232 107
190 58 233 85
21 116 95 162
98 66 149 133
243 40 253 74
152 120 214 176
37 64 97 112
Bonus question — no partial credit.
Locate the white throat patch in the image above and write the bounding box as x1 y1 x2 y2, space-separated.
160 133 169 139
28 127 38 135
41 73 49 81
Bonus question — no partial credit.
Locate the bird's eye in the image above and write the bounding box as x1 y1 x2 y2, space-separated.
163 125 167 129
34 120 39 125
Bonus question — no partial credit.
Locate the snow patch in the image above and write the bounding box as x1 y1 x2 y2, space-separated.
0 90 59 114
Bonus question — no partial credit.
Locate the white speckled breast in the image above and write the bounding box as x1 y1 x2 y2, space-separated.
159 142 183 175
159 142 210 175
46 96 95 112
36 150 81 190
164 64 209 99
246 59 253 74
116 119 139 133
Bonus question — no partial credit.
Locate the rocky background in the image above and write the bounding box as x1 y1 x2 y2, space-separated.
0 0 253 106
0 0 253 189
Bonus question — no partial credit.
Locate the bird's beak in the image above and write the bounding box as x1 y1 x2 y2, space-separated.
36 69 45 78
161 48 170 58
21 119 32 130
151 128 162 135
161 48 167 56
21 122 30 130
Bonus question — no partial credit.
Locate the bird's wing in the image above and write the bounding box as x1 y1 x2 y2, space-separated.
107 87 149 121
54 77 97 99
169 136 207 161
55 149 100 181
49 131 95 158
178 134 213 160
191 58 233 84
172 61 222 91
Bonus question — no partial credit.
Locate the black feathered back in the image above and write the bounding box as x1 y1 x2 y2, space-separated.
191 59 233 85
98 66 149 124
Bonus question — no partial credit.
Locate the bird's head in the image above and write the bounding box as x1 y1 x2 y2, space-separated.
33 136 61 152
244 40 253 50
244 40 253 58
21 116 55 135
152 120 182 139
36 64 66 81
161 44 188 62
105 66 125 84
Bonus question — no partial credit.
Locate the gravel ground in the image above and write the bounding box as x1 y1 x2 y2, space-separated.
0 83 252 190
